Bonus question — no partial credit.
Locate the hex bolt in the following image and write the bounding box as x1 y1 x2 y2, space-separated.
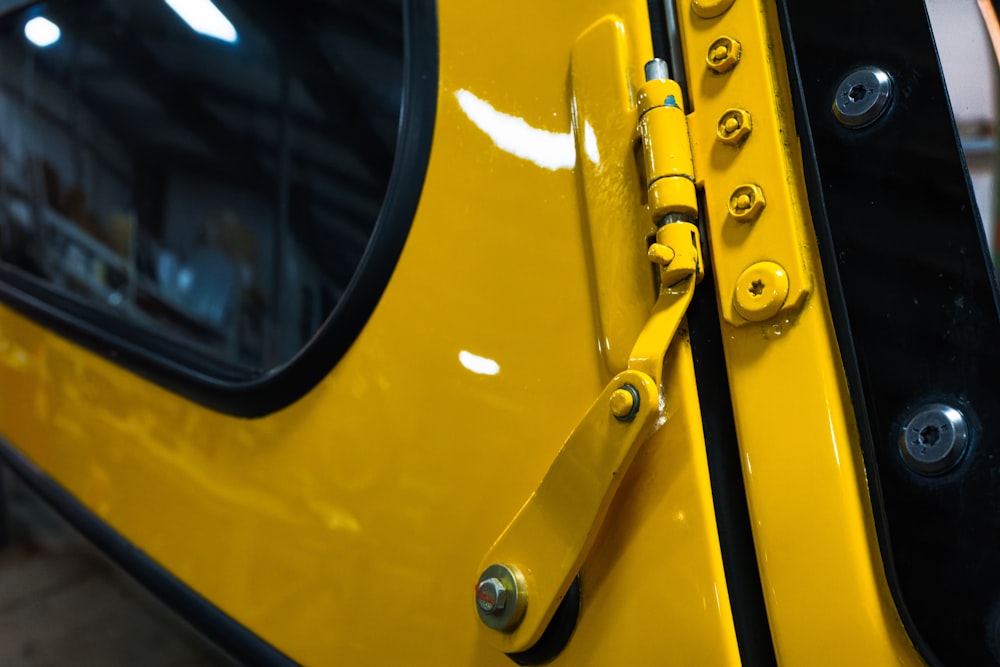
717 108 752 145
733 261 789 322
706 36 741 74
692 0 736 19
610 384 641 422
899 403 969 475
476 577 507 615
728 184 766 222
832 66 892 128
475 564 527 631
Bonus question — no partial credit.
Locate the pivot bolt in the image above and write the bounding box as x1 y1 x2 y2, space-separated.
832 66 892 128
476 577 507 615
717 108 752 145
728 184 766 222
733 261 789 322
475 564 527 631
706 36 741 73
610 384 641 422
899 403 969 475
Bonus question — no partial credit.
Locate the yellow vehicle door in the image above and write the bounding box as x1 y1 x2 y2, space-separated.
0 0 991 664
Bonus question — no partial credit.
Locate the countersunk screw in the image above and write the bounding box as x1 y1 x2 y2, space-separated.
717 108 752 145
899 403 969 475
832 66 892 128
728 184 766 222
733 261 789 322
610 384 641 422
706 36 741 73
692 0 736 19
476 577 507 615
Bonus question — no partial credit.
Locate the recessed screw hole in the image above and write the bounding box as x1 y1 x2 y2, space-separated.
848 84 867 102
749 279 765 296
919 425 940 446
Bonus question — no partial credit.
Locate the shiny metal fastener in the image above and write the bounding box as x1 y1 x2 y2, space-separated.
832 67 892 128
644 57 669 82
476 577 507 615
475 563 527 631
899 403 969 474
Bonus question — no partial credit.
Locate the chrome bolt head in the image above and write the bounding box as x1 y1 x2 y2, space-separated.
899 403 969 475
475 564 527 631
832 66 892 128
476 577 507 615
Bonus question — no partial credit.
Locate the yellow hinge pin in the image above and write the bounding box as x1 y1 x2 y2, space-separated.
637 61 698 222
637 59 703 283
474 57 708 656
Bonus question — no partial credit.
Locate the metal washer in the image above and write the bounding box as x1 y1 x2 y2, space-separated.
832 67 892 128
898 403 969 475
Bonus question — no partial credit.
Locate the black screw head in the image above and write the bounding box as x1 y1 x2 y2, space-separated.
899 403 969 475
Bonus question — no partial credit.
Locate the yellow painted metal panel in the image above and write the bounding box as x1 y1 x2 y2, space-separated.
679 0 923 664
0 1 739 664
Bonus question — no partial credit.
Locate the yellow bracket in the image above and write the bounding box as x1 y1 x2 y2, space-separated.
476 277 695 654
475 369 659 652
475 18 704 656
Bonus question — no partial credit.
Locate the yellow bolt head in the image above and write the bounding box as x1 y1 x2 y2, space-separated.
733 261 790 322
692 0 736 19
706 36 741 73
728 184 766 222
647 243 676 266
610 388 637 420
717 108 752 145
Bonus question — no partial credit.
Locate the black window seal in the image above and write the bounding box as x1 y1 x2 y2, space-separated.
0 0 438 418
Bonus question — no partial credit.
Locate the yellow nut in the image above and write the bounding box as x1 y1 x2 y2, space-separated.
733 262 790 322
610 387 638 421
706 36 742 74
728 184 766 222
692 0 736 19
717 108 752 145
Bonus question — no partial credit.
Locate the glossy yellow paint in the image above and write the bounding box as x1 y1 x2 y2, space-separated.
680 0 924 664
0 1 741 665
477 369 660 652
637 78 699 219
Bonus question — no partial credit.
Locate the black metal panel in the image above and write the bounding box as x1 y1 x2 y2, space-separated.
777 1 1000 664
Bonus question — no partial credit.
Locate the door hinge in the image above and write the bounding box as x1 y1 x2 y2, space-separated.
472 29 704 654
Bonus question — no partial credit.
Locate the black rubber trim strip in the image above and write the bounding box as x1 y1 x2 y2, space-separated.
0 436 298 667
644 1 777 662
770 1 938 663
0 0 439 418
687 216 778 666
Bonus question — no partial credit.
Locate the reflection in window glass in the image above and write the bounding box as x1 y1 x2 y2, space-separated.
926 0 998 259
0 0 402 372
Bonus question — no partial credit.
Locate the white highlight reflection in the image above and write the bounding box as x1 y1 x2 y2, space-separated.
459 350 500 376
24 16 60 48
455 89 575 171
163 0 238 43
584 121 600 165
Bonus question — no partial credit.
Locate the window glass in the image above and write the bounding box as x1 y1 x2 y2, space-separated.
0 0 403 373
